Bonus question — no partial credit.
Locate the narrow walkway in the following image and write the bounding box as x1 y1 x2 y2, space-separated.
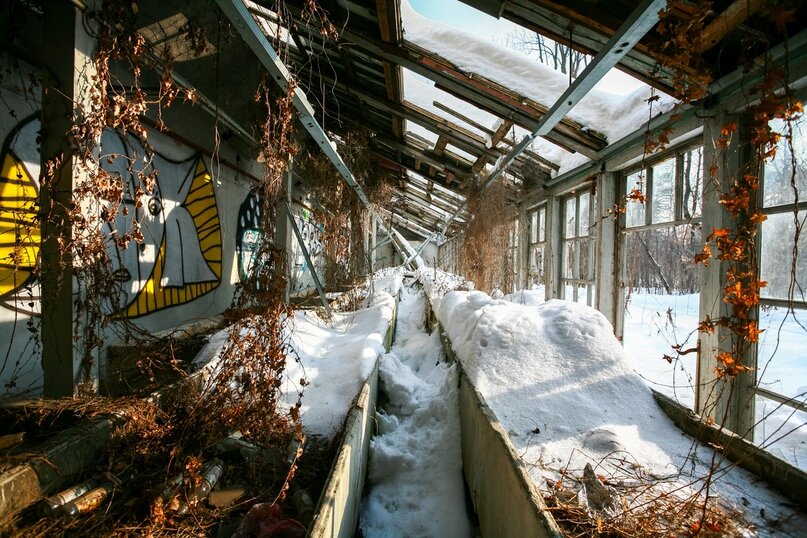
359 281 473 537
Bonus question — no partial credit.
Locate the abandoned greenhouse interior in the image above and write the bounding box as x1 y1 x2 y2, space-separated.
1 0 806 535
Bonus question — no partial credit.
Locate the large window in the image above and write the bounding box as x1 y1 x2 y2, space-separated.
621 145 703 408
754 114 807 469
561 190 595 305
527 205 546 294
506 218 519 293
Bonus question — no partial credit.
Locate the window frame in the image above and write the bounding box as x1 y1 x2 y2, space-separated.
560 189 596 305
527 204 547 290
754 113 807 416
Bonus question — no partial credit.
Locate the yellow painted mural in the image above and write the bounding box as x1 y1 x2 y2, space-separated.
121 160 222 317
0 117 40 308
0 116 223 317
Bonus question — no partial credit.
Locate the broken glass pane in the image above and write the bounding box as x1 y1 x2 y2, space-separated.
651 157 675 224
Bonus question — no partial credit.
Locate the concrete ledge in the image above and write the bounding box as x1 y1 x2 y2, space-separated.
458 368 563 538
652 390 807 511
308 290 397 536
433 312 561 538
309 359 379 538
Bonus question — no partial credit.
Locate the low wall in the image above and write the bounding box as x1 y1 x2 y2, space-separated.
457 368 562 538
437 316 561 538
309 293 397 537
309 359 379 538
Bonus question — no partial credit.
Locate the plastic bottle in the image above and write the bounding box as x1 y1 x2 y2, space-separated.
58 482 114 518
175 458 224 515
38 478 100 518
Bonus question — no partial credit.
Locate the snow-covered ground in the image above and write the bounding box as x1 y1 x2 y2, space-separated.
360 278 473 537
622 291 700 408
438 291 806 535
621 290 807 471
191 289 396 439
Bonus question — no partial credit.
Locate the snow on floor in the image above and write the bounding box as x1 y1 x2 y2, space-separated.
437 290 806 536
360 280 473 537
191 290 396 440
507 287 807 473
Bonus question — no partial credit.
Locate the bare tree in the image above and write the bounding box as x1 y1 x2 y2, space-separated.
506 28 589 79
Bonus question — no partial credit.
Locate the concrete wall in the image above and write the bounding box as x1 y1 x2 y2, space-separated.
438 321 562 538
0 48 267 396
458 369 562 538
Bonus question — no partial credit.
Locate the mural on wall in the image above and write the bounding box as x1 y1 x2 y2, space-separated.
0 115 41 315
101 130 222 317
236 193 324 292
291 209 323 292
0 116 223 318
236 189 262 280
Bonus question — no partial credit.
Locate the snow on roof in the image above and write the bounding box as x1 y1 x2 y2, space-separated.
404 70 586 175
401 0 676 146
436 291 806 533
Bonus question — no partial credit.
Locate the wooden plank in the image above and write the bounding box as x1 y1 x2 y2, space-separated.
377 0 404 140
433 101 495 136
503 1 684 93
276 5 606 156
434 135 448 156
697 0 765 52
490 120 513 146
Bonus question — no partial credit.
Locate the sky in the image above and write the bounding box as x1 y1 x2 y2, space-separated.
407 0 646 96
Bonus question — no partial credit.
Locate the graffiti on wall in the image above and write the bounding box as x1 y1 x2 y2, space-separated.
291 209 323 292
101 130 222 317
236 189 262 280
0 115 40 314
0 117 223 317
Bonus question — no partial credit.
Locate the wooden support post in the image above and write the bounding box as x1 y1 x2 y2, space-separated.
40 1 97 397
596 171 620 332
697 114 755 438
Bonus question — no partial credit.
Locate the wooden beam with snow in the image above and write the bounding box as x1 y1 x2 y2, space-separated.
495 0 683 95
697 0 765 52
377 208 433 239
274 3 605 156
439 0 667 235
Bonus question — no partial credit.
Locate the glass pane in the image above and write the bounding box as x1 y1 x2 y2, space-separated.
530 210 538 243
760 211 807 302
622 224 702 409
764 115 807 208
578 192 590 237
564 198 576 238
625 171 646 228
563 240 576 279
753 395 807 472
651 157 675 224
681 147 703 219
563 283 575 301
579 238 590 280
538 207 546 243
575 284 587 305
757 305 807 399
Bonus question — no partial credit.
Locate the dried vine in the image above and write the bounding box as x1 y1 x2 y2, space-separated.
297 128 394 289
457 175 518 294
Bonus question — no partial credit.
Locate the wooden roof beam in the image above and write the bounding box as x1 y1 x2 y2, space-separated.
376 0 404 140
697 0 765 52
283 12 606 156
